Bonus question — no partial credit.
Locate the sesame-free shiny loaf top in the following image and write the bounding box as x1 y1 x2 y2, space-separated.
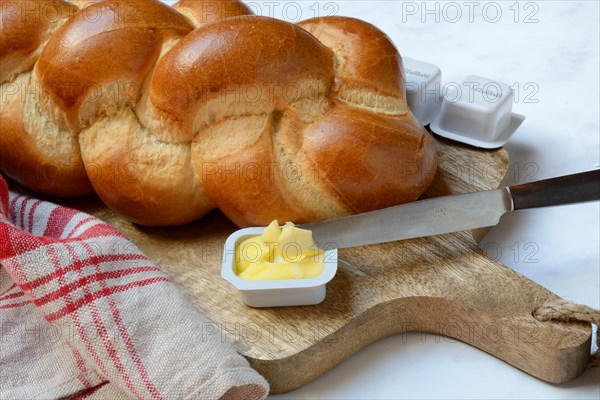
0 0 436 227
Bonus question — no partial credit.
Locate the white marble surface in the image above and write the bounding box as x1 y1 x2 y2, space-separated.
163 0 600 397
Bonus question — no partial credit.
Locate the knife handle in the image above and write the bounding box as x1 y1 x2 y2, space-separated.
509 170 600 210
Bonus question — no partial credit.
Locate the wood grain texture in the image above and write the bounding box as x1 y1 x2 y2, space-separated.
54 137 592 393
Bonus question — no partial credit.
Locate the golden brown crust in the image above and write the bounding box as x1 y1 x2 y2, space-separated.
173 0 253 27
0 0 197 205
79 108 214 226
302 104 437 213
0 3 437 227
35 0 194 132
0 74 93 197
0 0 78 84
0 0 88 196
192 114 305 227
299 16 408 114
146 16 334 141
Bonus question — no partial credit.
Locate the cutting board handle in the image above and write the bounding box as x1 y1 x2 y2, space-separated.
510 170 600 210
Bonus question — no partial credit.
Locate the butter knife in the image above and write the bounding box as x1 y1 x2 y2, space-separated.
301 170 600 249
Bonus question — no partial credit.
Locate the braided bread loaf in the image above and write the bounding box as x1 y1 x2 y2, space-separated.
0 0 437 227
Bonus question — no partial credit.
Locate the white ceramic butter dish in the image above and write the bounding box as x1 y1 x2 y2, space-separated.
221 227 338 308
430 74 525 149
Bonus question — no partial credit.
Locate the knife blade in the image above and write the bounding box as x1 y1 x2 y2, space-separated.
301 170 600 249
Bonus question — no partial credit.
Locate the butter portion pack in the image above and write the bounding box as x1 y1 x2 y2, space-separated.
235 221 325 281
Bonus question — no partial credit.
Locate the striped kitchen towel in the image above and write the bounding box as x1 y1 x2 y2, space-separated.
0 175 268 400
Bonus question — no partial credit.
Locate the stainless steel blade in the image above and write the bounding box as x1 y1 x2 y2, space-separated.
301 188 514 249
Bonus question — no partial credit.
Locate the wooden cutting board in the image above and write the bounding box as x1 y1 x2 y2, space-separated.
59 136 591 394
